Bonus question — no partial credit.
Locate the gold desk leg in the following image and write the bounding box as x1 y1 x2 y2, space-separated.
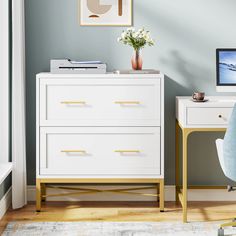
159 179 164 212
41 183 46 202
36 179 42 212
175 120 180 203
182 128 191 223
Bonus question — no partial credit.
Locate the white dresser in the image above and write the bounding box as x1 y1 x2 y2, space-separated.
36 73 165 211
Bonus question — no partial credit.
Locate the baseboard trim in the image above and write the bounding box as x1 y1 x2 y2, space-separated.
27 185 236 202
0 187 12 219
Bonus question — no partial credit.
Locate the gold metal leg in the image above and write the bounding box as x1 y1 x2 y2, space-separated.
159 179 164 212
36 179 42 212
41 183 46 202
182 129 191 223
175 120 180 203
175 122 226 223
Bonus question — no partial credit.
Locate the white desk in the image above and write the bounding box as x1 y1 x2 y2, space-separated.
176 96 236 222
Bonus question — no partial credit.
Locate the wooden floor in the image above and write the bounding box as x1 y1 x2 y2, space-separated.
1 201 236 234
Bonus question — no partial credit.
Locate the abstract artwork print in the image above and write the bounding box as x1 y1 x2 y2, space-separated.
80 0 132 26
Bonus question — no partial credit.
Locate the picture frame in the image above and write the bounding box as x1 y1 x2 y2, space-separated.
79 0 133 26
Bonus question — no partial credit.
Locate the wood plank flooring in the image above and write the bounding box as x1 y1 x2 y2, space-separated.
1 201 236 234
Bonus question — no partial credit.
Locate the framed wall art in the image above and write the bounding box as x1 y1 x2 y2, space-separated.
79 0 133 26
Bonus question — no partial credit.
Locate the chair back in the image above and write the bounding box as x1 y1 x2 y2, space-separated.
222 104 236 181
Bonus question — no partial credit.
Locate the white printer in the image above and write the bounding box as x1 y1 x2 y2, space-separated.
50 59 107 74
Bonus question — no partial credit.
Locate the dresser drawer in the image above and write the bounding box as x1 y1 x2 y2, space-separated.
39 127 161 176
187 107 233 125
39 79 161 126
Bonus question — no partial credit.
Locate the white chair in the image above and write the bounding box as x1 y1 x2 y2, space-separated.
216 104 236 236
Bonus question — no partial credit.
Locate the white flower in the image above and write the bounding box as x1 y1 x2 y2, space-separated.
139 33 145 39
121 32 126 39
144 33 150 41
133 32 139 38
138 28 144 33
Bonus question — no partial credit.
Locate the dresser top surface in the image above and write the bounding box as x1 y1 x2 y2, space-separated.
36 72 164 79
176 96 236 107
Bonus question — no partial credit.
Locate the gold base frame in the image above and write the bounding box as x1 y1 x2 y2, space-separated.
36 178 164 212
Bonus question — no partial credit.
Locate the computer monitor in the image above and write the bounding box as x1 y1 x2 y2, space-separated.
216 48 236 92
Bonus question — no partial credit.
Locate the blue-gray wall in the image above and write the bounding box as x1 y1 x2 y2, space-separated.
25 0 236 185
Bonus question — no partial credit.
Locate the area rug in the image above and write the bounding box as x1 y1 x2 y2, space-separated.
3 221 236 236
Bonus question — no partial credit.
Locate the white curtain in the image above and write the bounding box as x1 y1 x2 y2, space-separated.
12 0 27 209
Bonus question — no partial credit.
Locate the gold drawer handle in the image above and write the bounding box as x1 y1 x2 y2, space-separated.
114 101 140 105
61 101 86 105
61 150 87 154
115 150 141 153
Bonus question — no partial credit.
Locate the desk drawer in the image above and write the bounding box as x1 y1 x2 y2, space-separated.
187 107 233 125
39 80 161 126
39 127 161 176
